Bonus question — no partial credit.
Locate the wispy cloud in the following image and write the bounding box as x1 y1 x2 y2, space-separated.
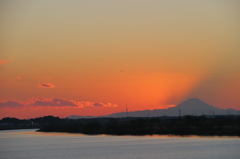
0 60 11 64
0 98 118 109
0 57 14 65
30 97 79 107
92 102 117 107
38 82 55 88
0 101 24 109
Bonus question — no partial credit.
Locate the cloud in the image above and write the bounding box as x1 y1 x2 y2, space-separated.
38 82 55 88
0 101 24 109
93 102 117 107
30 97 79 107
77 101 117 107
0 97 118 109
0 60 11 64
29 97 117 108
93 102 104 107
0 58 14 65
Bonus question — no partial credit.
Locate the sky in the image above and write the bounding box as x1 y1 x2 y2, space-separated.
1 0 240 119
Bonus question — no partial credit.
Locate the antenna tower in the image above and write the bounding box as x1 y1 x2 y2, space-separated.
126 104 128 117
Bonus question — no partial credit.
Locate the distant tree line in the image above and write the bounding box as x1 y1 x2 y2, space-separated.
1 115 240 136
38 115 240 136
0 116 62 130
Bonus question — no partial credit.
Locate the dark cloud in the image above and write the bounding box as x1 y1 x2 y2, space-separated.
38 83 55 88
0 101 24 109
93 102 104 107
30 97 78 107
0 98 118 109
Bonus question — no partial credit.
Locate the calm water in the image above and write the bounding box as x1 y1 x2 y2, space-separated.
0 129 239 159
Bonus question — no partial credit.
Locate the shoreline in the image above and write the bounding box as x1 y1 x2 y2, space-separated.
37 116 240 137
36 130 240 138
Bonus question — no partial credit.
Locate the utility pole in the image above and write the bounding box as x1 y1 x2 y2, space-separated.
126 104 128 117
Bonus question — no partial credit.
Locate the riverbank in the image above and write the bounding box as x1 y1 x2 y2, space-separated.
38 116 240 136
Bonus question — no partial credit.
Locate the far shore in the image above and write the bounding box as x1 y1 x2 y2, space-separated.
1 115 239 137
37 115 240 137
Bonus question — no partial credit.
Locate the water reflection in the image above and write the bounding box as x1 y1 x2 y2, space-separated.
3 129 238 139
0 129 239 159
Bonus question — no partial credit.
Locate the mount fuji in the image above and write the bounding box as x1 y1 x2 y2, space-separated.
105 98 239 117
68 98 239 119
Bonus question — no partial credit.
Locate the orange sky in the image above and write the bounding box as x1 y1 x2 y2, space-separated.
1 0 240 119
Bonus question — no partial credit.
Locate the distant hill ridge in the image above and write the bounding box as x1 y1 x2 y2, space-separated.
68 98 239 119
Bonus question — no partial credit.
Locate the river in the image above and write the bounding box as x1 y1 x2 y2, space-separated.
0 129 239 159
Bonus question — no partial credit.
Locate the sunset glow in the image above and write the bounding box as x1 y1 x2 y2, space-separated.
1 0 240 119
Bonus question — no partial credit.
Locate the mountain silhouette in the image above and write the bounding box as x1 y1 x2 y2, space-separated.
176 98 217 109
68 98 239 119
174 98 223 116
